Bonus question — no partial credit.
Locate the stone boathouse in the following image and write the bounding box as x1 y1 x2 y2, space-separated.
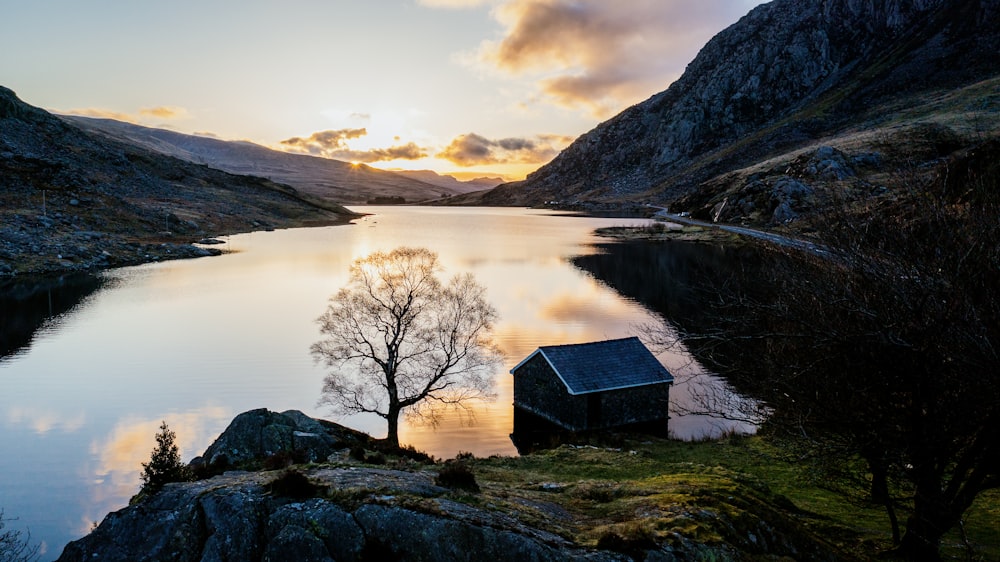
510 337 674 432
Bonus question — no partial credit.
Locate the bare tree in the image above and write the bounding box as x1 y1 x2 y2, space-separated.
659 142 1000 561
312 247 502 449
0 510 39 562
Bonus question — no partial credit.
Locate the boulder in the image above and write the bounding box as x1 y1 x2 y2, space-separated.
196 408 369 468
803 146 855 181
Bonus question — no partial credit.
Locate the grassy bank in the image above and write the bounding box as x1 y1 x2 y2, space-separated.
450 434 999 560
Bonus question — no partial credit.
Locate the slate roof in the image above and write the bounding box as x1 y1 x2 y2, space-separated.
511 337 673 395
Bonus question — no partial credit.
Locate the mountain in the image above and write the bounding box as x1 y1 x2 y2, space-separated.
392 169 503 194
478 0 1000 225
65 117 459 204
0 86 355 276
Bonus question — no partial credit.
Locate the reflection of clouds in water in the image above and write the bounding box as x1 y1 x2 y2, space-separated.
539 289 641 326
496 278 663 357
667 370 759 440
6 406 86 435
79 406 233 534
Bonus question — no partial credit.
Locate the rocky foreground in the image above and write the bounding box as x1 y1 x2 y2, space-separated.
57 409 841 562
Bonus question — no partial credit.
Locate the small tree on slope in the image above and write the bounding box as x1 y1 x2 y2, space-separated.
140 422 189 494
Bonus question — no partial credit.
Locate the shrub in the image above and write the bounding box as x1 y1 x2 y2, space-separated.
263 449 308 470
435 462 480 493
140 422 190 494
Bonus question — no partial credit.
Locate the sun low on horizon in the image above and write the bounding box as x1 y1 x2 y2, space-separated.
0 0 764 182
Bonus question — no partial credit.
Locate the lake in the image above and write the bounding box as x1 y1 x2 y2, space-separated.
0 206 750 559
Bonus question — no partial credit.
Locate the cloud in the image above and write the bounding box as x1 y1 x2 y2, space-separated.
417 0 491 7
437 132 572 166
280 128 429 162
139 106 188 119
335 142 428 163
61 105 191 124
472 0 761 117
61 108 138 122
280 128 369 155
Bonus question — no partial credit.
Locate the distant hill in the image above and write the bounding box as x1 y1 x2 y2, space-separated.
476 0 1000 227
391 170 503 194
64 117 458 204
0 86 354 276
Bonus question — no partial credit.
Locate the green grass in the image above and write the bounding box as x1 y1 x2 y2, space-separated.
463 435 999 560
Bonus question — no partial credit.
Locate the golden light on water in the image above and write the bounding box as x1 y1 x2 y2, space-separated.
1 208 751 554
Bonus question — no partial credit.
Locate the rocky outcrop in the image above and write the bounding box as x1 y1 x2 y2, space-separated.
57 409 841 561
56 468 621 562
195 408 372 468
485 0 1000 209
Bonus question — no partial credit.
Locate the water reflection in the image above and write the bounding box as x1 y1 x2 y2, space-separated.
572 239 761 440
0 274 104 360
0 207 751 558
82 407 234 533
509 408 671 455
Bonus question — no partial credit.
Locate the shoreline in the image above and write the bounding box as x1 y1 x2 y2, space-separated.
0 214 357 281
592 223 742 244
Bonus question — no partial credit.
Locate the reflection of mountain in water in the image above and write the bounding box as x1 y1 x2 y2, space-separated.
572 240 764 327
0 274 104 359
572 239 774 406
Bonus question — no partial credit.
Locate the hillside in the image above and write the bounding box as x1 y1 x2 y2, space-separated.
476 0 1000 227
65 116 465 204
392 169 503 194
0 86 356 276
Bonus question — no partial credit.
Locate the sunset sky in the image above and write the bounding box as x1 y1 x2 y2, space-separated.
1 0 764 180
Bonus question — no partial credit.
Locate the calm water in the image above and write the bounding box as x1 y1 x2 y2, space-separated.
0 206 748 559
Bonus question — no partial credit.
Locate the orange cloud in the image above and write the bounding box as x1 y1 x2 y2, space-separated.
139 105 187 119
61 105 190 124
61 108 138 123
437 132 572 166
474 0 760 117
334 142 428 163
280 128 428 162
281 128 369 154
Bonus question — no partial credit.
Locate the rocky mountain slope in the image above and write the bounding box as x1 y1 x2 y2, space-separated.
65 116 477 203
57 409 842 562
477 0 1000 227
0 86 356 276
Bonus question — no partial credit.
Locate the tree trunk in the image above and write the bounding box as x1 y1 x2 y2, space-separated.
385 405 401 449
895 513 946 562
869 459 890 504
867 458 901 545
894 483 960 562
